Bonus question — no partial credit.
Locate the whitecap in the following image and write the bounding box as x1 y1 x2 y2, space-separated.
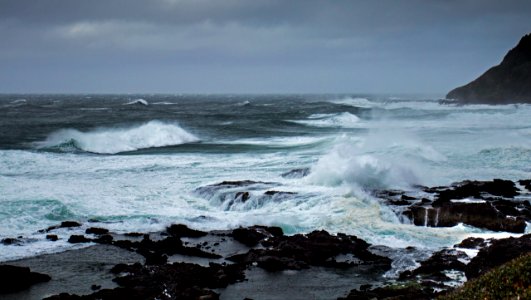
291 112 362 128
37 120 199 154
124 98 149 106
330 97 377 108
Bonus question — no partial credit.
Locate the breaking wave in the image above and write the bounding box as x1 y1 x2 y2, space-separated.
38 120 199 154
124 99 149 106
291 112 362 128
330 97 377 108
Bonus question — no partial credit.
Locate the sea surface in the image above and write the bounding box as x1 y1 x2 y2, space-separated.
1 94 530 261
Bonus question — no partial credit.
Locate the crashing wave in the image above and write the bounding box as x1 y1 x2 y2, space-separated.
124 99 149 106
38 120 199 154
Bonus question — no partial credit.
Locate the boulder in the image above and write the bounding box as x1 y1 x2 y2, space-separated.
0 265 51 294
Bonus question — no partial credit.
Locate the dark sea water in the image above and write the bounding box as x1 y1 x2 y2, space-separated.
1 94 530 261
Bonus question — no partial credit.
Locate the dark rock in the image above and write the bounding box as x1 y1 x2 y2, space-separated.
123 232 144 237
399 249 467 281
235 191 250 202
112 233 221 260
60 221 82 228
47 262 245 300
1 238 22 245
433 179 518 204
264 190 296 196
455 237 486 249
212 180 270 187
465 233 531 279
166 224 207 238
42 221 82 233
403 203 527 233
232 227 267 247
85 227 109 235
90 285 101 291
228 230 391 272
281 168 310 178
231 226 283 247
67 235 91 243
339 283 435 300
447 33 531 104
46 234 59 241
93 234 113 244
0 265 51 294
519 179 531 191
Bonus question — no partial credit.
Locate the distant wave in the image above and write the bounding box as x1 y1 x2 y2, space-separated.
331 97 377 108
38 120 199 154
152 102 177 105
10 99 27 104
124 99 149 106
237 100 251 107
291 112 362 128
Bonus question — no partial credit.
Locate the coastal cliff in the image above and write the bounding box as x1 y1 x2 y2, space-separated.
447 33 531 104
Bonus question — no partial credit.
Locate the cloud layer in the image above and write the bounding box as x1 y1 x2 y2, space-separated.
1 0 530 93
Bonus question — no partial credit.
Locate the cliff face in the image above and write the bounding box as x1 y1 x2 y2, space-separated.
447 33 531 104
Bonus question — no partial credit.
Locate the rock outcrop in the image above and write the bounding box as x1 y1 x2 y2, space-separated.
447 33 531 104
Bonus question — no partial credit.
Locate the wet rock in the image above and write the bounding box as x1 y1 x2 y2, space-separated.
112 233 221 260
1 237 22 245
519 179 531 191
455 237 486 249
231 227 267 247
379 179 530 233
47 262 245 300
339 283 435 300
166 224 208 238
93 234 113 244
42 221 82 233
212 180 272 187
123 232 144 237
403 203 527 233
0 265 51 294
432 179 518 205
46 234 59 241
228 230 391 272
85 227 109 235
399 249 467 281
235 191 250 202
68 235 91 243
465 234 531 279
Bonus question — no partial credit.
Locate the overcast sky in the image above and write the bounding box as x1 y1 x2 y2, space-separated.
0 0 529 94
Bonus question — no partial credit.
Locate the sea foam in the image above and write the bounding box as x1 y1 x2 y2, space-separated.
39 120 198 154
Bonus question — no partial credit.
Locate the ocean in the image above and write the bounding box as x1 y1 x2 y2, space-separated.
1 94 530 262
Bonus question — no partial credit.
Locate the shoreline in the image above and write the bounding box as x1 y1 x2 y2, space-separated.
1 178 531 299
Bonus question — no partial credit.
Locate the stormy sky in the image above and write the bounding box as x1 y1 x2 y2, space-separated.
0 0 530 94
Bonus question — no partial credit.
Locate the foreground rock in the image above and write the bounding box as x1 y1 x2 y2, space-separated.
45 262 245 300
229 230 392 271
447 33 531 104
0 265 51 294
377 179 531 233
465 233 531 279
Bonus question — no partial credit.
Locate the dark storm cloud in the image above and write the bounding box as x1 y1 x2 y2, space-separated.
0 0 530 93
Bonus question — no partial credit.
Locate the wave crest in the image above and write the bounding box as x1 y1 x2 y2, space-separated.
124 99 149 106
39 121 199 154
292 112 362 128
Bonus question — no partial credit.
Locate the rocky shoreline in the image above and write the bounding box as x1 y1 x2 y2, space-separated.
1 178 531 299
